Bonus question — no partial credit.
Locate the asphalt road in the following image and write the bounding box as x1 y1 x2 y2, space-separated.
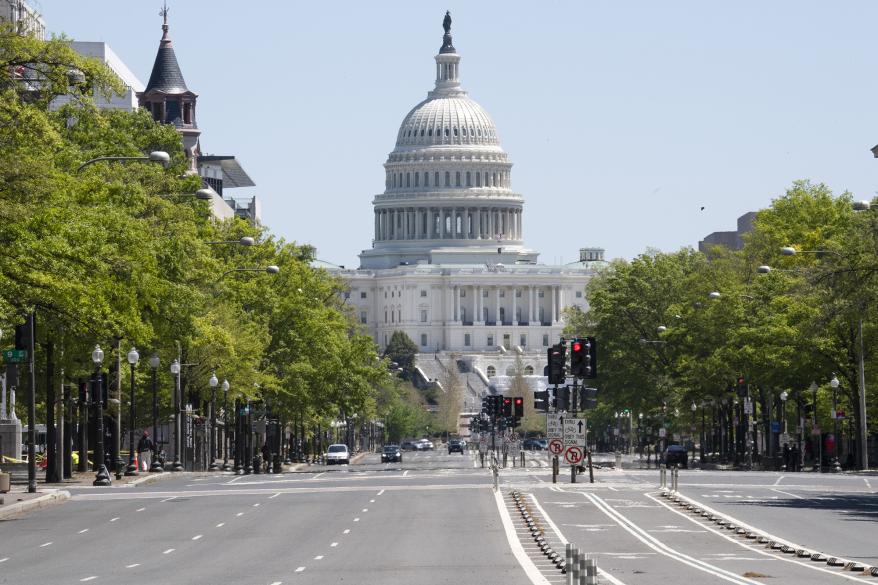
1 448 876 585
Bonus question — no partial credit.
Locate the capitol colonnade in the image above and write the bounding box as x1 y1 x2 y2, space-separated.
373 206 523 242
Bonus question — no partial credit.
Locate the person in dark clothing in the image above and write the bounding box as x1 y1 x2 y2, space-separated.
790 444 800 471
137 431 155 471
262 443 272 473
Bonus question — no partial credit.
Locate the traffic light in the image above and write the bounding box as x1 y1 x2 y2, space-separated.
14 323 29 350
584 336 597 379
570 338 588 377
497 417 507 432
547 343 567 384
579 387 598 410
736 376 747 397
534 390 549 412
555 386 570 411
502 397 513 417
514 396 524 418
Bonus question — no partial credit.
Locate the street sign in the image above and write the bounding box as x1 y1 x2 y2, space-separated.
770 421 781 433
779 433 792 446
548 439 564 455
743 399 753 415
658 428 666 438
564 445 584 465
546 413 563 439
563 418 586 446
2 349 26 363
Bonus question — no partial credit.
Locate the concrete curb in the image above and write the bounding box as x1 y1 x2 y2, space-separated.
0 490 70 520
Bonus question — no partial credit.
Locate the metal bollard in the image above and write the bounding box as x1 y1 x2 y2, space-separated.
520 451 525 467
566 543 574 585
578 555 587 585
570 547 581 585
659 464 666 488
615 451 622 470
584 556 598 585
671 466 679 491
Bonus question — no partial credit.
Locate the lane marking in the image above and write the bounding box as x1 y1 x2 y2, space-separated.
270 582 282 585
771 488 805 500
314 555 324 560
160 496 176 503
126 564 140 569
330 542 338 547
109 517 119 522
493 489 551 585
78 529 89 534
773 475 785 486
377 489 384 496
865 478 872 490
343 529 350 534
648 492 872 583
0 558 7 563
403 470 409 477
353 518 360 522
192 534 203 541
269 492 281 499
581 491 763 585
362 508 368 512
80 577 97 582
216 522 225 527
136 507 145 512
236 512 244 517
369 499 375 503
163 548 175 555
253 503 260 507
39 542 52 548
311 472 325 480
295 567 305 573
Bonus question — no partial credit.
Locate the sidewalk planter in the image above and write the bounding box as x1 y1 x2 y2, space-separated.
0 472 10 493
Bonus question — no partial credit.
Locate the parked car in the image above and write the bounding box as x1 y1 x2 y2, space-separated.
415 438 434 451
325 444 350 465
522 438 548 451
664 444 688 468
400 440 418 451
448 439 465 454
381 444 402 463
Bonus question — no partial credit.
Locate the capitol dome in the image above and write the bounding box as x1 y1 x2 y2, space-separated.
360 12 537 270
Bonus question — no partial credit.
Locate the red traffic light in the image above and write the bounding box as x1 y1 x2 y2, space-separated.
737 377 745 386
514 397 523 405
572 341 582 352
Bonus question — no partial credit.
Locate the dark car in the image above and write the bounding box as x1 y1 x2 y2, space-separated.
522 438 548 451
448 439 465 454
381 444 402 463
664 444 688 468
400 440 418 451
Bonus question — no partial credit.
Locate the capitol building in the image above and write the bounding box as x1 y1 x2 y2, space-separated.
335 14 605 399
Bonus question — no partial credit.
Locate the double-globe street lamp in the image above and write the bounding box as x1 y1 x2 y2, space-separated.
149 353 163 472
221 379 231 471
91 345 111 486
209 372 220 471
830 374 843 473
124 347 140 476
169 359 184 472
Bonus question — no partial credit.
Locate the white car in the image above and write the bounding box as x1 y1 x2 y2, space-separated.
325 444 350 465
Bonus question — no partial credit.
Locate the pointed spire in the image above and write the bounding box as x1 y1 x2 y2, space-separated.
440 10 455 54
144 3 189 94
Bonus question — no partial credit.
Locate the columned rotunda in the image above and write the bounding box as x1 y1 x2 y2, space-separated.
337 14 605 402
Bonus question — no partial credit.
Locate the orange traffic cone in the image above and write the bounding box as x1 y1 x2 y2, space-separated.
133 451 139 472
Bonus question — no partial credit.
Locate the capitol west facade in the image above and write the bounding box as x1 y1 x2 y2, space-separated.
335 16 604 394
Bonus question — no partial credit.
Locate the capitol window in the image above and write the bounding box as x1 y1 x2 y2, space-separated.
520 334 527 347
476 172 481 187
361 292 367 299
455 172 461 186
486 365 496 377
420 310 428 323
524 365 534 375
542 334 549 346
428 128 433 136
415 173 419 187
420 334 428 347
453 127 458 136
460 289 466 297
360 311 367 324
406 173 410 187
445 172 450 186
424 172 429 186
420 290 427 297
487 335 494 347
464 334 471 347
466 171 471 186
576 291 583 298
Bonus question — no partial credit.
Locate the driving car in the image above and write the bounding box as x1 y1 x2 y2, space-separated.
415 438 434 451
381 444 402 463
325 443 350 465
400 440 417 451
663 444 688 468
522 438 548 451
448 438 465 454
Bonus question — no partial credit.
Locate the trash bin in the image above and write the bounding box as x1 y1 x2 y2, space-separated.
0 472 10 493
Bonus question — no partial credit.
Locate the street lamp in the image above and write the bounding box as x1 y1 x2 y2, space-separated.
148 353 163 472
221 379 231 471
829 374 842 472
708 291 721 300
206 236 256 246
169 359 183 471
77 150 171 172
208 372 220 471
124 347 140 476
91 345 111 486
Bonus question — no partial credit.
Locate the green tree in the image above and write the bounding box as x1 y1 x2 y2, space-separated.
383 331 418 380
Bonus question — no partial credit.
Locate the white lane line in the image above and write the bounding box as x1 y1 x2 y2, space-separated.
353 518 360 522
109 517 119 522
160 496 176 503
377 489 384 496
39 542 52 547
136 507 145 512
80 577 98 582
314 555 324 560
403 470 409 477
163 548 175 555
311 472 325 480
78 529 89 534
530 492 647 585
582 491 761 585
192 534 203 541
865 478 873 490
773 475 785 486
269 492 281 499
493 489 551 585
343 529 350 534
236 512 244 517
647 492 873 583
362 508 368 512
216 522 225 528
370 499 375 503
607 485 618 491
126 564 140 569
771 488 805 500
0 558 8 563
253 503 261 507
295 567 305 573
269 582 282 585
330 542 338 547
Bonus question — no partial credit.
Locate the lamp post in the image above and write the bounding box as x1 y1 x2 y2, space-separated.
829 374 842 473
779 390 788 471
76 150 171 172
91 345 111 486
124 347 140 476
208 372 219 471
222 379 231 471
169 359 183 471
149 354 163 472
810 381 821 472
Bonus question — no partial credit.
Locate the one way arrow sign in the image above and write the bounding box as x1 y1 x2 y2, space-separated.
563 418 587 446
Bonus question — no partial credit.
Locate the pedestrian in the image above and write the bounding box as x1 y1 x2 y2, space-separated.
782 443 791 471
137 431 154 471
790 444 800 472
262 443 271 472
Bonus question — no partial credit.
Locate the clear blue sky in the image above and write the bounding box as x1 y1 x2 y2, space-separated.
34 1 878 266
